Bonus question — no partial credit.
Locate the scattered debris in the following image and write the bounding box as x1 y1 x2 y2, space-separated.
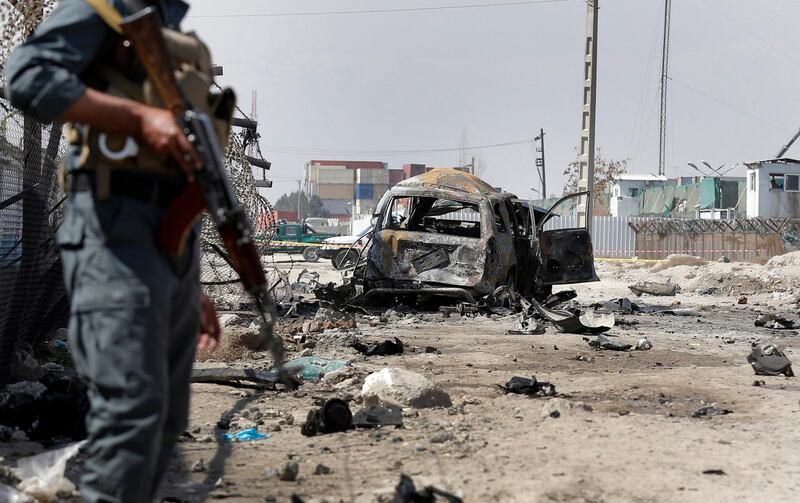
696 287 718 295
309 307 357 332
586 335 632 351
754 314 796 330
737 295 748 305
362 368 453 409
507 314 546 335
279 462 300 482
191 459 206 473
0 365 89 440
498 376 556 397
352 337 404 356
753 380 766 387
314 464 331 475
301 399 353 437
531 300 613 334
191 367 284 388
542 290 578 309
702 469 727 476
13 441 85 502
222 428 271 442
718 255 731 263
691 406 732 418
353 404 404 428
635 337 653 350
747 343 794 377
393 474 463 503
628 281 678 297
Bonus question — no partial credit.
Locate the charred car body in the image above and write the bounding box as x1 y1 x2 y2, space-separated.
363 168 598 303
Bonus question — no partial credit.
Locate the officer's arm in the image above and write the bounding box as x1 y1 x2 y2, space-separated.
4 0 109 123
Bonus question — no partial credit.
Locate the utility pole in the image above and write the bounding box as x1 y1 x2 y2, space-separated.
658 0 672 176
535 129 546 198
577 0 598 231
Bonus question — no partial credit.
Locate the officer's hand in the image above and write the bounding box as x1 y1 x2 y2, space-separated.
138 106 201 181
198 293 221 352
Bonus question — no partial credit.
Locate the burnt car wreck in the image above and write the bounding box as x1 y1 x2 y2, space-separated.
362 168 598 304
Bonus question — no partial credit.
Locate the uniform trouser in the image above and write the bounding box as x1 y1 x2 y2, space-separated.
57 191 200 503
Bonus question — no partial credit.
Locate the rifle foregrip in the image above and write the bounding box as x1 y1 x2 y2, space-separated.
119 8 186 114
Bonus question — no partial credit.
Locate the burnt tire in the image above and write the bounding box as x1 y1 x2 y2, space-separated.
302 247 320 262
332 248 360 270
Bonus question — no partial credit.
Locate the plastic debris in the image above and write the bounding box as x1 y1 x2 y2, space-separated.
301 399 353 437
747 343 794 377
13 441 85 502
352 404 404 428
635 337 653 350
221 428 270 442
498 376 556 397
0 484 32 503
393 474 463 503
586 334 632 351
284 356 351 381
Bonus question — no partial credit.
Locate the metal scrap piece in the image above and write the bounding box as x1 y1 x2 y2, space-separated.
628 281 678 297
586 334 632 351
530 298 613 334
747 343 794 377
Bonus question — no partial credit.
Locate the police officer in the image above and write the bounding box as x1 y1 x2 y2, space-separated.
5 1 222 501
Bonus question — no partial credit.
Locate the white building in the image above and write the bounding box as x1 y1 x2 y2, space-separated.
609 174 669 217
745 159 800 218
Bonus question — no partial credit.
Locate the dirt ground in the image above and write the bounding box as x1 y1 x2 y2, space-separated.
145 256 800 503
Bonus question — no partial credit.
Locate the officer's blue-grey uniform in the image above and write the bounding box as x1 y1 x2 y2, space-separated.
5 1 201 501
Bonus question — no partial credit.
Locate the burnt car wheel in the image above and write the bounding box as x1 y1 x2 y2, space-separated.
332 248 359 270
302 247 320 262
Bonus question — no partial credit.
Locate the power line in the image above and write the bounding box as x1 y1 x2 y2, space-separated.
668 76 790 133
186 0 575 19
262 138 535 157
700 0 800 70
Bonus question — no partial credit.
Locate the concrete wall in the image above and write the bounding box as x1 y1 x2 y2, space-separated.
747 161 800 218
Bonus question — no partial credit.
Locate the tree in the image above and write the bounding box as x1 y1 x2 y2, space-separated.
562 148 629 195
274 191 330 219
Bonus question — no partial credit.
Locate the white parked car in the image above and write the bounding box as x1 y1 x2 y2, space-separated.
319 226 373 269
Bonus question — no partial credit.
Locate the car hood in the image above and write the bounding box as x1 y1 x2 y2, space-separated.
324 235 361 245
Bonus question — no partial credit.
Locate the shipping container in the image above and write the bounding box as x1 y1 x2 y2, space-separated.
355 183 375 200
317 166 355 184
317 183 354 200
356 168 389 185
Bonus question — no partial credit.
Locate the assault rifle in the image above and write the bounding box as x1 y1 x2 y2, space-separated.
119 7 298 389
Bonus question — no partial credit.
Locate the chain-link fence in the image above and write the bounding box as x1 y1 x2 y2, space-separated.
0 0 280 383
